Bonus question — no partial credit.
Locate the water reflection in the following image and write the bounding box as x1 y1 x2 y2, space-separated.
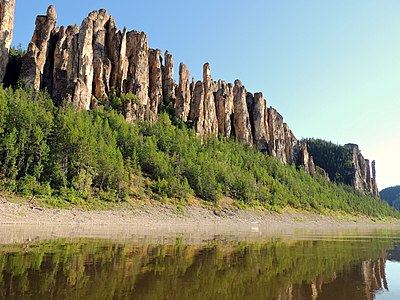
0 233 399 299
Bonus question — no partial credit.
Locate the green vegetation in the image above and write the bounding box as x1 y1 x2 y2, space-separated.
0 86 399 218
0 237 393 299
380 186 400 210
3 45 26 88
304 138 354 185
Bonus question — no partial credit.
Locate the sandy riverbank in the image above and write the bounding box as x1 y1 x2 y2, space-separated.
1 195 400 231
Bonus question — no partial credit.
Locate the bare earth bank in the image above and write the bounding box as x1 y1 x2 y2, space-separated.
1 196 399 244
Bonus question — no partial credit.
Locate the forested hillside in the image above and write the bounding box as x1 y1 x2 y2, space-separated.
380 186 400 210
0 86 398 218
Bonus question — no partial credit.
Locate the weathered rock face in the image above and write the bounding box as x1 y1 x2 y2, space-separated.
267 108 286 163
92 10 111 101
162 50 175 105
21 5 57 89
346 144 379 197
14 6 379 193
297 142 316 176
0 0 15 82
202 63 218 136
148 49 163 122
52 25 79 103
215 80 234 137
233 80 253 145
189 80 205 135
251 93 269 151
175 63 191 121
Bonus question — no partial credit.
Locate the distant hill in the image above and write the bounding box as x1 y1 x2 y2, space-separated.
380 186 400 210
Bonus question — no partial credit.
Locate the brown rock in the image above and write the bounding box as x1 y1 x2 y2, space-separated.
125 30 149 119
215 80 234 137
251 92 269 151
73 78 91 111
74 11 97 110
92 9 111 100
52 25 79 103
21 5 57 89
148 48 163 122
0 0 15 82
175 63 191 121
114 27 129 92
189 80 205 135
298 141 315 175
233 80 252 145
283 123 297 165
202 63 218 135
266 107 299 165
346 144 379 196
162 50 175 104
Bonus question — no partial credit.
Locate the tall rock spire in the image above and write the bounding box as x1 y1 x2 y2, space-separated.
0 0 16 82
21 5 57 89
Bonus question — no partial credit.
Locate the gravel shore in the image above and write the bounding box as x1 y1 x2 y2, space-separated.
1 197 400 245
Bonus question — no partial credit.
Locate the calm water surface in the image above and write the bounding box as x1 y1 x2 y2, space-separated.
0 227 399 300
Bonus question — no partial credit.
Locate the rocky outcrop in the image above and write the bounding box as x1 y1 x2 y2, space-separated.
148 49 163 122
202 63 218 136
233 80 253 145
251 93 269 152
92 10 112 101
346 144 379 197
4 5 379 193
175 63 191 121
162 50 175 105
52 25 79 104
297 142 316 176
189 80 205 135
21 5 57 89
0 0 15 82
215 80 234 137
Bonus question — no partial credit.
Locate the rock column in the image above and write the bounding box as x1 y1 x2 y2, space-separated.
21 5 57 89
202 63 218 135
233 80 253 145
175 63 191 121
0 0 15 82
149 48 163 122
162 50 175 104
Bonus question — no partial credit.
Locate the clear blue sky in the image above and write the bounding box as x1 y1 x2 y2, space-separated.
12 0 400 189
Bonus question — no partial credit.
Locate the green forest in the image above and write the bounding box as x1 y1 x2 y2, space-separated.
304 138 355 185
0 85 398 218
380 186 400 210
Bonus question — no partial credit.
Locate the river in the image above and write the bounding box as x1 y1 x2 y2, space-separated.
0 225 399 299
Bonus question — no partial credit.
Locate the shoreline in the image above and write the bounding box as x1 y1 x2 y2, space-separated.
1 196 399 227
1 198 400 244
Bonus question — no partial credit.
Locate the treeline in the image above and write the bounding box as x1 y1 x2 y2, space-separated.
304 138 355 184
0 86 398 218
380 186 400 210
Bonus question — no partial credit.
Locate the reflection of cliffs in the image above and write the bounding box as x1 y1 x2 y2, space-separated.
277 258 387 300
0 2 379 195
387 243 400 261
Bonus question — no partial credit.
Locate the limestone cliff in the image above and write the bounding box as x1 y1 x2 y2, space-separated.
0 5 379 195
346 144 379 197
0 0 15 81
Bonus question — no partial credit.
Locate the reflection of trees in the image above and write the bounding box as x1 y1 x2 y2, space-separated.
0 238 393 300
